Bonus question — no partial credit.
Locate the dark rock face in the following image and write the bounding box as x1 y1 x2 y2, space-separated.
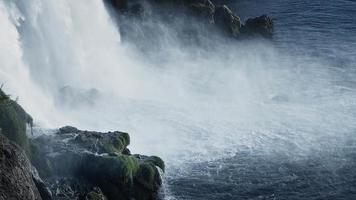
214 5 241 37
0 134 42 200
242 15 274 38
187 0 215 23
31 127 164 200
104 0 273 46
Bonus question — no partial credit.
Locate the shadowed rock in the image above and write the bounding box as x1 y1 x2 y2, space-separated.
0 134 43 200
214 5 241 37
104 0 273 44
242 15 274 38
31 127 164 200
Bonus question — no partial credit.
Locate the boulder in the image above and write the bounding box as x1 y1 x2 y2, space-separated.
241 15 274 38
31 127 164 200
214 5 241 37
0 89 33 154
0 134 42 200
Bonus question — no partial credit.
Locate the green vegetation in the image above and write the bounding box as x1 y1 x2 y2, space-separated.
0 89 32 154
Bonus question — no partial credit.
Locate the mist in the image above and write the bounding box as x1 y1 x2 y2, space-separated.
1 0 356 177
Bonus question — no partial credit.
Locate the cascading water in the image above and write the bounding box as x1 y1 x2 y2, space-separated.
1 0 356 199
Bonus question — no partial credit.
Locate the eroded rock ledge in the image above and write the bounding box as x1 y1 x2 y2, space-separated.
31 126 164 200
105 0 273 43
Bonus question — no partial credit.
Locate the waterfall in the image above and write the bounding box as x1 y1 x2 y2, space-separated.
1 0 356 169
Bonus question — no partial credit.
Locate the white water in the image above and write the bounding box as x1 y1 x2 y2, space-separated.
1 0 356 175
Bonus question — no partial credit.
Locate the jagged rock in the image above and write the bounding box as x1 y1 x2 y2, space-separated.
187 0 215 23
214 5 241 37
241 15 274 38
0 134 42 200
0 89 33 153
105 0 273 43
59 126 79 134
32 173 53 200
85 187 107 200
46 178 106 200
31 127 164 200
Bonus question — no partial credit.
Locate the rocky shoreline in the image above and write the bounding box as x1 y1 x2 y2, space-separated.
106 0 273 39
0 89 164 200
0 1 273 199
104 0 273 50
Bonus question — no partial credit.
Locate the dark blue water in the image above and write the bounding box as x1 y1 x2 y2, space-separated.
166 1 356 199
236 0 356 66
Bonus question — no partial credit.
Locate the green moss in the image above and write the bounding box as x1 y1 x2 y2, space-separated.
118 132 130 146
134 163 157 191
102 142 119 154
116 155 139 184
0 89 33 155
112 137 125 151
0 94 9 102
86 191 106 200
102 132 130 154
145 156 165 172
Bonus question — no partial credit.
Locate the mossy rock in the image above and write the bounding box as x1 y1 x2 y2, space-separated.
79 153 163 200
86 189 107 200
30 125 165 200
134 163 158 191
69 130 130 154
103 132 130 153
116 155 140 183
133 160 162 200
0 89 32 154
145 156 165 172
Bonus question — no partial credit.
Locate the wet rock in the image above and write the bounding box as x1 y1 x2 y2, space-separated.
85 187 107 200
214 5 241 37
241 15 274 38
105 0 273 43
32 166 53 200
59 126 79 134
0 89 33 153
187 0 215 23
0 134 42 200
105 0 273 44
31 127 164 200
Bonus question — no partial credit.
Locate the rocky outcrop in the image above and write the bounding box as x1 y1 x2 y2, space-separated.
0 89 33 153
214 5 241 37
241 15 274 39
187 0 215 23
0 133 42 200
31 126 164 200
104 0 273 43
0 89 165 200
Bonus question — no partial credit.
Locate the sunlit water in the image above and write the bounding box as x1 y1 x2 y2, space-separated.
1 0 356 199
